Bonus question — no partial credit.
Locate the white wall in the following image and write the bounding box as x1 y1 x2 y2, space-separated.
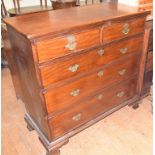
118 0 138 6
4 0 51 10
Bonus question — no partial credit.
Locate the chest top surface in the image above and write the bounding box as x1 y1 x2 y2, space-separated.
4 2 149 39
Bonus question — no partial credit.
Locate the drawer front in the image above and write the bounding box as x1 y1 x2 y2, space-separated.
40 35 143 87
44 54 140 114
36 28 100 62
49 78 137 140
102 18 145 43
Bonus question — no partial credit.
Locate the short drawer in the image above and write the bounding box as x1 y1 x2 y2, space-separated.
49 77 137 140
40 35 143 87
36 28 100 62
102 18 145 43
44 54 140 114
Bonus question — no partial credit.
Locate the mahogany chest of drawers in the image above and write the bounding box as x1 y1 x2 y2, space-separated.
4 3 149 155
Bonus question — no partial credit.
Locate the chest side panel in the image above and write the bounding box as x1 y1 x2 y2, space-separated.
7 26 52 140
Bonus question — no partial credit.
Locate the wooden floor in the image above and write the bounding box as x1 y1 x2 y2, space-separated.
2 68 153 155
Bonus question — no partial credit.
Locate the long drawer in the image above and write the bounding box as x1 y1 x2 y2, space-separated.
49 77 137 140
103 17 145 43
36 28 100 62
44 54 140 114
39 35 143 87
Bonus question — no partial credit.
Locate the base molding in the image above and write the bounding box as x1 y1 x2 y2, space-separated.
24 113 69 155
24 96 139 155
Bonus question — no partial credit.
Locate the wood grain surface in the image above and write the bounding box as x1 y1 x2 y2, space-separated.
36 28 100 62
7 26 52 140
3 3 149 39
44 53 140 114
39 35 143 87
2 68 152 155
49 77 137 139
102 17 145 43
3 3 150 154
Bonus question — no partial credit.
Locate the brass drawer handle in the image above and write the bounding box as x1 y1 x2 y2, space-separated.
70 89 80 97
97 94 103 100
65 35 77 50
120 48 128 54
98 49 104 56
68 64 79 72
122 23 130 35
72 113 81 121
117 91 125 97
118 69 126 76
98 70 104 77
